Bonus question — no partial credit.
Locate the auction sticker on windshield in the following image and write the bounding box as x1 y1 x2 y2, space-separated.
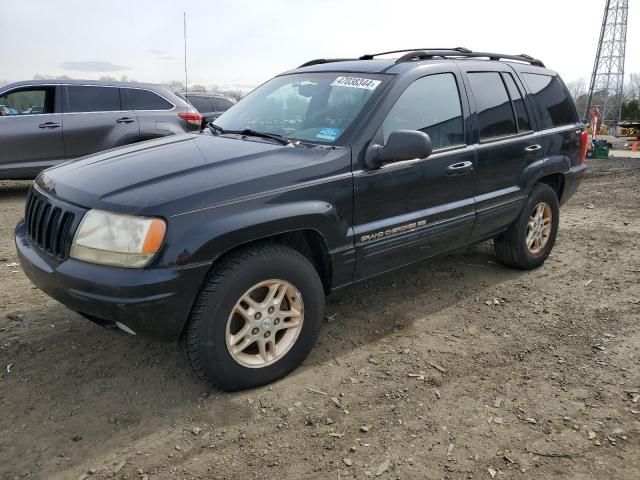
331 76 381 90
316 127 341 141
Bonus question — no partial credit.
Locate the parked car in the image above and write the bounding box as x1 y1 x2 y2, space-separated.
0 80 202 179
16 48 587 391
180 91 236 127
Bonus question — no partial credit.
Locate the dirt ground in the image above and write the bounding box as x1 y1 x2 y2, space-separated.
1 158 639 480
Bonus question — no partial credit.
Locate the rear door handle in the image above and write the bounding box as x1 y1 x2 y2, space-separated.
524 144 542 152
446 161 474 176
38 122 60 129
116 117 135 124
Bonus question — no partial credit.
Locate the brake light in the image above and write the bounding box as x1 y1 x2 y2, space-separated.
580 130 589 164
178 111 203 126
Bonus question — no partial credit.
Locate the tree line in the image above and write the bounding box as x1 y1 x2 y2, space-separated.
1 74 247 102
566 73 640 121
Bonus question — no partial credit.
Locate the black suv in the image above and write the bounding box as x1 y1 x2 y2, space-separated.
15 48 587 390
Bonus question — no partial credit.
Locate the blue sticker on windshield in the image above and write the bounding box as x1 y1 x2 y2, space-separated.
316 127 340 141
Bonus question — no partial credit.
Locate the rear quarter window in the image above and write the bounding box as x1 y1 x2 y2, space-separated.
126 88 174 111
522 73 578 129
187 96 214 113
212 97 234 111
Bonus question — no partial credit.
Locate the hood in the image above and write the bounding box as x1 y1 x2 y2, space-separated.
38 134 344 216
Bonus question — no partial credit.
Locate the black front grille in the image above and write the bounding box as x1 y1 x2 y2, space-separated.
25 189 77 259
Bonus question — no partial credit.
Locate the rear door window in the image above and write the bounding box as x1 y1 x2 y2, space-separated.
126 88 174 111
382 73 465 150
468 72 517 140
522 73 578 129
502 73 531 132
66 86 121 113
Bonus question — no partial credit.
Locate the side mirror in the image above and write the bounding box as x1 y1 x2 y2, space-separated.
365 130 433 169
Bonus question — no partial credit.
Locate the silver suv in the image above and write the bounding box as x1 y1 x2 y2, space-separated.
0 80 202 179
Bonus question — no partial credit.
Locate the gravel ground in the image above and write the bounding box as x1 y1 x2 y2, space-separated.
1 158 639 480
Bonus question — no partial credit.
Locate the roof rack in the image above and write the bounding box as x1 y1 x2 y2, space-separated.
298 48 544 69
298 58 358 68
359 47 472 60
392 49 545 67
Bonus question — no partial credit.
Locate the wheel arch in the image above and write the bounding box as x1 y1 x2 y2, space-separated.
520 156 570 200
213 229 333 294
169 200 346 294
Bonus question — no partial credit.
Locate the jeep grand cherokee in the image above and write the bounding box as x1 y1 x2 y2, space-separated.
15 48 587 390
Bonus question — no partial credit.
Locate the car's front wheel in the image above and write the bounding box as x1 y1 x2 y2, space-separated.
184 243 325 391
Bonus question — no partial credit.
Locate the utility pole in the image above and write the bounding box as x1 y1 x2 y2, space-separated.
584 0 629 130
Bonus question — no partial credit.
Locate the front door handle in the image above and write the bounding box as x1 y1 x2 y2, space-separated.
116 117 135 124
446 161 474 176
38 122 60 129
524 144 542 152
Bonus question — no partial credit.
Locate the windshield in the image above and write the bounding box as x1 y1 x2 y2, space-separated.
214 73 386 144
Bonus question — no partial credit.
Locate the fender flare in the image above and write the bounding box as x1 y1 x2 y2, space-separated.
168 200 344 266
519 155 570 193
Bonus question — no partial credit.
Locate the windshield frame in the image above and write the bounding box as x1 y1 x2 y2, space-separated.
213 71 393 147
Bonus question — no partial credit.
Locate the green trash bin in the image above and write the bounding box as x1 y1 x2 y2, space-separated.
594 145 609 159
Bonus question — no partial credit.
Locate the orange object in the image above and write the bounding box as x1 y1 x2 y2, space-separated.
633 140 639 152
143 219 167 254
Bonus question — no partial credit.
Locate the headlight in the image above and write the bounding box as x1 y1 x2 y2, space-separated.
70 210 166 268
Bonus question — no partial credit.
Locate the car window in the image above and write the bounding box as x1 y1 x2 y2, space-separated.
66 86 121 113
0 87 55 115
212 97 234 111
468 72 517 140
502 73 531 132
126 88 174 111
522 73 578 129
382 73 464 150
187 96 214 113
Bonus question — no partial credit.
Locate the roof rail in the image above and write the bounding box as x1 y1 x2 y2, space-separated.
298 58 358 68
297 48 545 70
359 47 471 60
393 49 545 67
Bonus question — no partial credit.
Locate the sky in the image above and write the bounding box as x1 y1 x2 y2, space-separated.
0 0 637 90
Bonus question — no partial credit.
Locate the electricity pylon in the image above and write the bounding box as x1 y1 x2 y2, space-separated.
584 0 629 129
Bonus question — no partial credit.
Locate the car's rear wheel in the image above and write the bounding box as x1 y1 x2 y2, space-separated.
494 183 559 269
184 243 324 391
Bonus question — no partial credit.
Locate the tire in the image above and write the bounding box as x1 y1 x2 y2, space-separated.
184 243 325 391
494 183 560 270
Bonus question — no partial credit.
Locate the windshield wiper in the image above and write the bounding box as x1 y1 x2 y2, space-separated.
208 123 292 146
208 123 224 135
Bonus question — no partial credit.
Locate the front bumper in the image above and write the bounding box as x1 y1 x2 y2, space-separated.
15 221 211 341
561 163 588 205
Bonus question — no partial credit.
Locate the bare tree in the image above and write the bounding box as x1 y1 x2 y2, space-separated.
625 73 640 100
221 89 245 102
566 78 587 100
166 80 184 92
33 73 73 80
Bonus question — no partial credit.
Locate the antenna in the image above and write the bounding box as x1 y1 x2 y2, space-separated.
183 12 188 112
